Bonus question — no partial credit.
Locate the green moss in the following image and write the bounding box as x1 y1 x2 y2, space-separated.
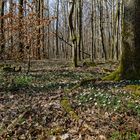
68 62 75 68
102 57 140 80
124 85 140 97
102 67 121 81
109 130 139 140
48 126 64 135
60 98 79 120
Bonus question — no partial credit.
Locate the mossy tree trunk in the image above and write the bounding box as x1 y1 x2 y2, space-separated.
121 0 140 79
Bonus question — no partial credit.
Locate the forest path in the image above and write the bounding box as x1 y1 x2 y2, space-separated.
0 60 140 139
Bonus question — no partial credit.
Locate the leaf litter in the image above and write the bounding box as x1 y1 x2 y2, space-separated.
0 60 140 139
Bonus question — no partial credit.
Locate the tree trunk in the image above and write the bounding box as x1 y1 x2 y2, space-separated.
18 0 24 60
99 0 107 60
0 0 5 59
121 0 140 79
36 0 41 59
78 0 83 61
47 0 50 59
69 0 78 67
91 0 96 61
9 0 14 58
56 0 59 58
40 0 45 59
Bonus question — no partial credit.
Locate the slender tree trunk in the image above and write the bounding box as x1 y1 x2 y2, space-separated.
36 0 41 59
69 0 78 67
0 0 5 59
9 0 14 58
91 0 96 61
56 0 59 57
78 0 83 61
40 0 45 58
47 0 50 59
18 0 24 60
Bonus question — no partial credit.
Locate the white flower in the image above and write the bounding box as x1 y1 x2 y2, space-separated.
118 100 121 103
89 97 93 100
95 102 97 106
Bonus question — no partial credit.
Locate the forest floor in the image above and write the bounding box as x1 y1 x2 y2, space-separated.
0 60 140 140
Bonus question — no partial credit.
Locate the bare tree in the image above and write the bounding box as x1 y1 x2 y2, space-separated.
0 0 5 59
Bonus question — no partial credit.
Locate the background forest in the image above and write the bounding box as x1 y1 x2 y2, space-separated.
0 0 123 62
0 0 140 140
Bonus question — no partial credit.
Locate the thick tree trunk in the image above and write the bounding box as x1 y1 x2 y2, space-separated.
121 0 140 79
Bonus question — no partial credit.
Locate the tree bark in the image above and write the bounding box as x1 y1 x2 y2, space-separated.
0 0 5 59
56 0 60 58
18 0 24 60
78 0 83 61
69 0 78 67
121 0 140 79
9 0 14 58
